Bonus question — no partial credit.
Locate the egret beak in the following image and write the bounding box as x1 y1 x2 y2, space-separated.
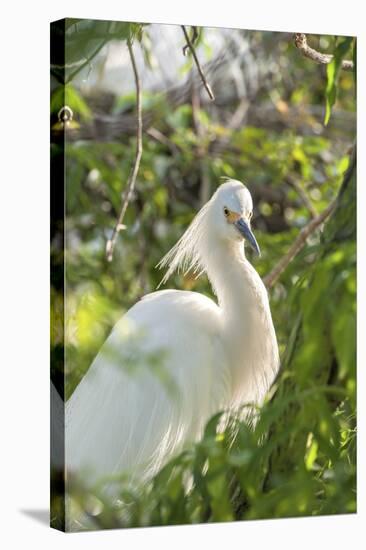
234 218 261 256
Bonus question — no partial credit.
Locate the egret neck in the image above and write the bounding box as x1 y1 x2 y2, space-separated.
203 237 278 406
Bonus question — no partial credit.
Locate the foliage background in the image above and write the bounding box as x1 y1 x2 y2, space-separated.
50 19 356 530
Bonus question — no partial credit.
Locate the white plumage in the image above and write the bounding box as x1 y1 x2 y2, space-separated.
65 179 279 490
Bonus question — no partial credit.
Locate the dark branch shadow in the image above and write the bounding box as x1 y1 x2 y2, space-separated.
19 509 49 527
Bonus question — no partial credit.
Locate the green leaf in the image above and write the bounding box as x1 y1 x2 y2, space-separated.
324 36 353 125
305 433 319 471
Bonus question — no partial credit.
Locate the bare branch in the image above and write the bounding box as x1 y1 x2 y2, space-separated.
183 26 199 56
212 98 249 156
191 82 210 205
106 37 143 262
263 199 337 289
286 175 317 219
146 126 180 154
294 34 353 71
181 25 215 101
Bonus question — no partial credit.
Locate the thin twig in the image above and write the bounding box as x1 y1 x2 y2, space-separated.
146 127 180 154
294 34 353 71
106 38 143 262
227 98 250 130
191 82 210 205
263 199 337 289
286 175 317 219
212 98 249 156
183 26 199 56
181 25 215 101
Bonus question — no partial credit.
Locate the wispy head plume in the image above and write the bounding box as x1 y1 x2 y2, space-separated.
156 200 211 288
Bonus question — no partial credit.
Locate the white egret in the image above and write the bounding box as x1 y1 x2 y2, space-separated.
65 179 279 490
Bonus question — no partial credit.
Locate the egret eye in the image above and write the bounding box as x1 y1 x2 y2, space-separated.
223 207 230 217
248 211 253 221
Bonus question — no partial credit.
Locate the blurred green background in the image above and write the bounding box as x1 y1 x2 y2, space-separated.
50 20 356 529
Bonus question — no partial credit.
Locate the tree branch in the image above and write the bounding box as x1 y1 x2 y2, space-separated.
294 34 353 71
181 25 215 101
263 199 337 289
183 26 199 56
191 82 211 205
146 126 180 154
286 175 317 219
211 98 249 156
106 37 143 262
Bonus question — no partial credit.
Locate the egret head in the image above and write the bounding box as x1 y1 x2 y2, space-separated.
158 179 260 286
210 179 260 255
